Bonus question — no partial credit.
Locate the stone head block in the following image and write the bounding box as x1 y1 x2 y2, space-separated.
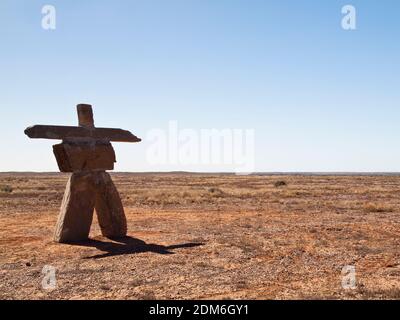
77 104 94 128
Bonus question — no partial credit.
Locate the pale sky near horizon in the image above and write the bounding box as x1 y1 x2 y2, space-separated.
1 0 399 172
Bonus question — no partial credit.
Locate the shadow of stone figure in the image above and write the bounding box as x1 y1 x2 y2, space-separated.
71 236 204 259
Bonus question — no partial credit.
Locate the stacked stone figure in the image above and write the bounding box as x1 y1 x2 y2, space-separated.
24 104 141 243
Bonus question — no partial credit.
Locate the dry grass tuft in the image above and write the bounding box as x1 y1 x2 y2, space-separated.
357 287 400 299
363 202 394 213
274 180 287 188
208 187 225 197
0 185 13 193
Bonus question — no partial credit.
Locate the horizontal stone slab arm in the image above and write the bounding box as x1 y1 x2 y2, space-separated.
24 125 141 142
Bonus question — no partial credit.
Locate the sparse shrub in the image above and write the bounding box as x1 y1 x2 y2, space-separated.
208 187 224 197
99 284 111 291
235 280 248 289
364 203 393 213
357 287 400 299
0 185 13 193
274 180 287 188
129 279 144 287
138 290 156 300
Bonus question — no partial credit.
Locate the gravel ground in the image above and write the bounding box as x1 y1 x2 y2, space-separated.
1 173 399 299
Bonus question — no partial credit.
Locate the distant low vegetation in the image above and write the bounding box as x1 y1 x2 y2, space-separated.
363 202 394 213
274 180 287 188
0 185 13 193
207 187 225 197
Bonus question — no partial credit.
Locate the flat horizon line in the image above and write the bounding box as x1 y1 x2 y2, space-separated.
1 171 400 176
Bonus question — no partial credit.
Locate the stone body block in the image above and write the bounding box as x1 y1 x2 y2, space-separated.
53 142 116 172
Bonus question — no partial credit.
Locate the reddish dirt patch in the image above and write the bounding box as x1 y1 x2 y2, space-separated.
1 173 400 299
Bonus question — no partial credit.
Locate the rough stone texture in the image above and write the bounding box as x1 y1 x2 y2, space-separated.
94 172 127 238
54 172 96 243
53 142 116 172
54 171 127 243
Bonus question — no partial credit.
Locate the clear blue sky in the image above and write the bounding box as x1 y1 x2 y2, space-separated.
1 0 399 172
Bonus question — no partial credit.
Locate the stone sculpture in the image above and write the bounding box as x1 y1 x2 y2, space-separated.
24 104 141 243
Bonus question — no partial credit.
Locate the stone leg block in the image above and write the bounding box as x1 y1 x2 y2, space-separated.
54 172 96 243
93 172 127 238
